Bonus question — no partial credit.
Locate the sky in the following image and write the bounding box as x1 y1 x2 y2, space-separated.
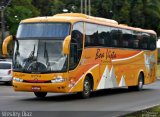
157 39 160 48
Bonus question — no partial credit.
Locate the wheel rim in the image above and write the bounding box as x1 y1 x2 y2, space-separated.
84 80 90 95
139 78 143 89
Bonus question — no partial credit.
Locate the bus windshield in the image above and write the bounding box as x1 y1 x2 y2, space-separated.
16 23 70 39
13 22 70 73
13 40 68 73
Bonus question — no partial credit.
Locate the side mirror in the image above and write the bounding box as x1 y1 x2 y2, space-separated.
2 35 14 57
63 35 71 54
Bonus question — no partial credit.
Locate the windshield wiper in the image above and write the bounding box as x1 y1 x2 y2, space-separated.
44 42 49 65
29 44 36 60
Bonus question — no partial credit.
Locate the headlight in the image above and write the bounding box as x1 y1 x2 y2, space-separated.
13 77 23 82
51 76 66 83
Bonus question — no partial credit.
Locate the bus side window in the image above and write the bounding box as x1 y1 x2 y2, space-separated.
111 28 121 47
85 23 98 47
98 32 105 46
141 33 149 50
150 43 156 50
149 35 156 50
98 25 111 47
133 39 139 49
137 34 143 49
85 36 91 46
122 35 129 48
132 31 141 49
122 29 133 48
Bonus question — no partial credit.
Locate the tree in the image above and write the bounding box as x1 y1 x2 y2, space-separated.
3 0 160 36
32 0 54 16
2 0 40 56
128 0 145 27
142 0 160 34
5 0 40 35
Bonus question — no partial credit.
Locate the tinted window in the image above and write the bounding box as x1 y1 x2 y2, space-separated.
140 33 149 50
132 31 140 49
0 63 11 69
131 32 156 50
84 22 156 50
98 25 111 47
110 28 123 47
149 34 156 50
71 22 83 50
122 29 133 48
17 23 70 39
85 23 98 47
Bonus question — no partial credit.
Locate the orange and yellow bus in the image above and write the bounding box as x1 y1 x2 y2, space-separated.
3 13 157 98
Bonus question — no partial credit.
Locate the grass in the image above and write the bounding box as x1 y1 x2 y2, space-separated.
124 106 160 117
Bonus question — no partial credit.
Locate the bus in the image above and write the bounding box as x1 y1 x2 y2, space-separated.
3 13 157 98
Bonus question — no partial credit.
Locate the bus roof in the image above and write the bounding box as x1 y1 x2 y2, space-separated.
21 13 156 35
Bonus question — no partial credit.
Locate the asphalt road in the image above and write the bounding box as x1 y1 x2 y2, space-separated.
0 80 160 117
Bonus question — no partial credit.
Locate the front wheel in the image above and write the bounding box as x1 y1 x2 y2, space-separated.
128 73 144 91
79 76 91 99
34 92 47 98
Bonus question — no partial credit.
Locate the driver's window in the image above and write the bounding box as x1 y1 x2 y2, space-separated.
69 22 84 70
70 44 78 68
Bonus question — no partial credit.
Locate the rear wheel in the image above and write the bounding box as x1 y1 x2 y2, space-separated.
128 73 144 91
79 76 91 99
34 92 47 98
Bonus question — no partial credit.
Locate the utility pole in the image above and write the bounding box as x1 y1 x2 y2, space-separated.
88 0 91 15
84 0 87 15
81 0 83 13
1 8 5 41
81 0 91 15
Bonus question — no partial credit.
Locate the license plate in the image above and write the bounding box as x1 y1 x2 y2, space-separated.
32 86 41 91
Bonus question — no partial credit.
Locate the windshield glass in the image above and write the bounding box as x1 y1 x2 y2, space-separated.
16 23 70 39
13 40 68 73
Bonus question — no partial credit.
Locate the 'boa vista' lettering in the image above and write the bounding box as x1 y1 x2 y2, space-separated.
95 49 116 60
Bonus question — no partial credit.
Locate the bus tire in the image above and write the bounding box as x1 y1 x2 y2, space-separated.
79 76 91 99
128 73 144 91
34 92 47 98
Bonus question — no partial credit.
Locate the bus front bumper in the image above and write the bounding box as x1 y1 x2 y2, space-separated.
13 81 69 93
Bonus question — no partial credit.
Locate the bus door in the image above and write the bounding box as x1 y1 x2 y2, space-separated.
68 22 84 92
